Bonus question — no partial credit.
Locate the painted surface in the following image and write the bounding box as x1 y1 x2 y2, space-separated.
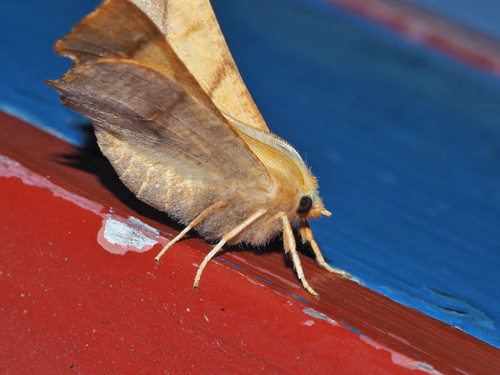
3 113 497 373
0 0 499 351
2 130 456 374
404 0 500 40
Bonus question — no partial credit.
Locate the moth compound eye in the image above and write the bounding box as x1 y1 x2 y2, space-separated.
297 196 313 214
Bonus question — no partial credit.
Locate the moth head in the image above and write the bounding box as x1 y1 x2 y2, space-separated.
295 173 330 219
296 193 330 219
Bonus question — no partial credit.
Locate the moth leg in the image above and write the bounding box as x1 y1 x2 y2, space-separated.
280 213 319 299
299 220 350 277
155 201 227 262
193 209 267 288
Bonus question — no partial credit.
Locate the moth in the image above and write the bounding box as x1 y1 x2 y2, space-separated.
47 0 348 297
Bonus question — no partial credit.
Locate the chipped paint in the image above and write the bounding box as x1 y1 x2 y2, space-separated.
98 215 163 255
303 307 338 325
0 155 170 256
360 335 444 374
127 216 160 237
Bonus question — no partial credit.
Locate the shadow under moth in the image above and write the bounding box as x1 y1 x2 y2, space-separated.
47 0 349 298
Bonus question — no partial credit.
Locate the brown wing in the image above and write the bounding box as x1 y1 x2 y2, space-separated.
48 0 270 186
129 0 269 132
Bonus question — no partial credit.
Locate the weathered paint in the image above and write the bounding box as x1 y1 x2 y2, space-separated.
98 215 161 254
0 155 103 214
2 0 500 346
303 307 338 325
2 0 500 369
360 336 444 375
1 154 166 256
2 112 500 374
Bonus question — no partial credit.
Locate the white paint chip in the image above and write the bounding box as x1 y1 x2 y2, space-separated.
98 215 159 254
127 216 160 237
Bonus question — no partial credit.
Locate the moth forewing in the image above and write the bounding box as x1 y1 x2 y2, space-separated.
130 0 268 131
48 0 347 298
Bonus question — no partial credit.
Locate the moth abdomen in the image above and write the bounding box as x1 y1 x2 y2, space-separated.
96 130 196 214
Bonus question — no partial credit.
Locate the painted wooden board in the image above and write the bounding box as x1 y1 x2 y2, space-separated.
328 0 500 76
1 0 500 365
2 111 499 375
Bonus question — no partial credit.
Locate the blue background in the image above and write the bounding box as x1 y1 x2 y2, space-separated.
1 0 499 347
405 0 500 40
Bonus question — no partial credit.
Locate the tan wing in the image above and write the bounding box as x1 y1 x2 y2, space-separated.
129 0 269 132
48 0 270 186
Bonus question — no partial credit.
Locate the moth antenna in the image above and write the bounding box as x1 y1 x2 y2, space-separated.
299 220 350 277
280 213 319 298
193 209 267 288
155 201 227 262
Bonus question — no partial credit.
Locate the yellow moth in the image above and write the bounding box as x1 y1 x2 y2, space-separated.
47 0 348 297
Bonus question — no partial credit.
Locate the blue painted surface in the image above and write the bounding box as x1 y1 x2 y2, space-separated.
405 0 500 40
1 0 499 347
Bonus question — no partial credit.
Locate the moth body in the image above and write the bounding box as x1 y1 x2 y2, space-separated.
47 0 349 298
97 126 300 246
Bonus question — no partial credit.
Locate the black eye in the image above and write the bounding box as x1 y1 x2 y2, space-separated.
297 196 313 214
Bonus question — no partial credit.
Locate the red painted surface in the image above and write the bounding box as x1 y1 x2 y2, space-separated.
1 111 499 374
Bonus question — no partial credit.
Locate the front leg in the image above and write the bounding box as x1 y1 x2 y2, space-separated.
299 219 350 277
279 213 319 298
